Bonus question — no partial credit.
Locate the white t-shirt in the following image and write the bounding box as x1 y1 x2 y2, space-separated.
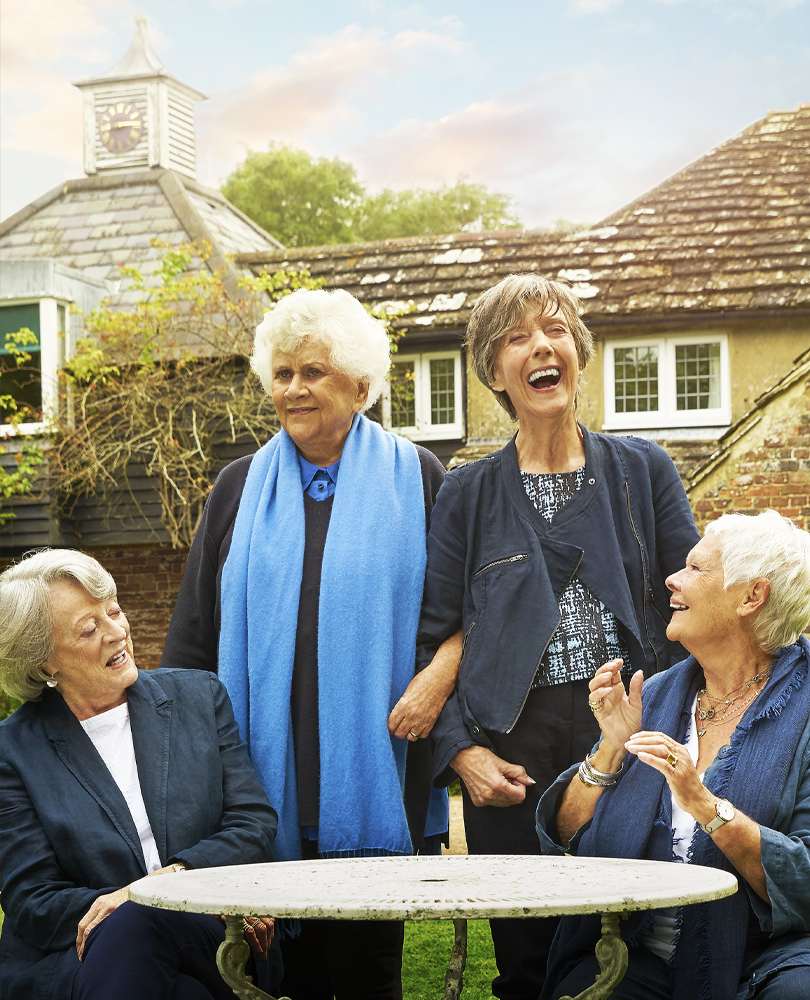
639 694 702 963
80 702 162 873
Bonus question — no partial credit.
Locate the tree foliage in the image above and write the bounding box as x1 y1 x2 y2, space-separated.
356 182 520 243
222 144 364 248
221 143 521 246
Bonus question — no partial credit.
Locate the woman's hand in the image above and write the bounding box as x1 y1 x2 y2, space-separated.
76 886 129 960
388 631 462 741
451 746 535 807
76 862 189 960
242 916 275 959
624 731 713 818
588 659 643 752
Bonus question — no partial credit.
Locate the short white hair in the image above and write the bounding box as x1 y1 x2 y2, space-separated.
251 288 390 411
706 510 810 654
0 549 117 702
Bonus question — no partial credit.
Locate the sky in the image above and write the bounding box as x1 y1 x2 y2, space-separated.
1 0 808 231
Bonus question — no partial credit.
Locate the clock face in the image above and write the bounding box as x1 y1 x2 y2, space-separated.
98 102 144 153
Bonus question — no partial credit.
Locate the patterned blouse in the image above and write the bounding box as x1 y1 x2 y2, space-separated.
521 467 631 688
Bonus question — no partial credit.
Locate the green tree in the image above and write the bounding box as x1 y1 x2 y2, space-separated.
355 181 520 242
221 144 521 246
221 143 364 247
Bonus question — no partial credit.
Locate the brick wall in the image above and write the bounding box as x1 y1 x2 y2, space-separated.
688 368 810 533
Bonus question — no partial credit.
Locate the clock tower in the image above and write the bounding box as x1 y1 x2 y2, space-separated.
75 17 207 179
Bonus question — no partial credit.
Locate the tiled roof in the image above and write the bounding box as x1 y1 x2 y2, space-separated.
0 168 281 305
239 105 810 331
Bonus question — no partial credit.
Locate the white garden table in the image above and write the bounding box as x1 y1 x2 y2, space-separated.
130 853 737 1000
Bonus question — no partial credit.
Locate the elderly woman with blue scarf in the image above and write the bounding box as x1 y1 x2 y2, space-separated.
161 287 457 1000
536 510 810 1000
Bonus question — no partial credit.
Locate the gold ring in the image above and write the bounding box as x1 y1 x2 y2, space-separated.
409 731 419 740
666 751 677 769
588 699 604 713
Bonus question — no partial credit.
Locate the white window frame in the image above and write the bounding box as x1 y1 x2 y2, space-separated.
603 334 731 431
382 351 464 441
0 297 65 438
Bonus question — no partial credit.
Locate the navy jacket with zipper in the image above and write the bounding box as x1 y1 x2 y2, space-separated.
417 427 699 784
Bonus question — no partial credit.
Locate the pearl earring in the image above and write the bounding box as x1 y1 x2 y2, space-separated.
46 676 58 688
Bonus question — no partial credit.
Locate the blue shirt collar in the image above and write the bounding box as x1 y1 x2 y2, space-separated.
297 453 340 497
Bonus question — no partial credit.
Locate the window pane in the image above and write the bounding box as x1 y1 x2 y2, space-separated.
676 343 720 411
390 360 416 428
1 354 43 423
1 303 42 424
614 346 659 414
429 358 455 425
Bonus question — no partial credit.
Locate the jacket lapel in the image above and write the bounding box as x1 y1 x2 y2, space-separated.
128 672 172 864
42 690 147 871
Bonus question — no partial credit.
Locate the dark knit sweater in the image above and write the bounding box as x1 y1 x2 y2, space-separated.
292 493 334 826
161 442 446 845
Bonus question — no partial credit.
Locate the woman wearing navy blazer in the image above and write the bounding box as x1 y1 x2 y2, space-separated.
0 549 279 1000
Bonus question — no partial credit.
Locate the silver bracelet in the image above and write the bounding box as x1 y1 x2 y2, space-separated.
578 752 625 787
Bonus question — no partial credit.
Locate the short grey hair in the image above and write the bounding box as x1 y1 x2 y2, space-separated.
251 288 391 412
705 511 810 654
0 549 116 703
465 273 596 421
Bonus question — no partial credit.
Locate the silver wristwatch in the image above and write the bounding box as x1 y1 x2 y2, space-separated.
700 798 735 834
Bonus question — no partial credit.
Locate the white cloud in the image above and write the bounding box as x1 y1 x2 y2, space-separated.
0 0 132 158
568 0 623 13
198 23 467 183
345 71 616 226
351 66 590 180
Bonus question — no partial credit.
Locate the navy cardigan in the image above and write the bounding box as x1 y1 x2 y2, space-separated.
0 669 278 1000
416 428 700 784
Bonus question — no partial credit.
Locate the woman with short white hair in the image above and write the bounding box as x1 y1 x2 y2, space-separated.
162 287 458 1000
537 510 810 1000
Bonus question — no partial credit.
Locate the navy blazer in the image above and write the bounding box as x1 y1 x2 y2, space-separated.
0 669 278 1000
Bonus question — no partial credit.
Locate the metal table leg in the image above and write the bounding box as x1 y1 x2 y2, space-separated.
561 911 629 1000
216 915 292 1000
444 917 468 1000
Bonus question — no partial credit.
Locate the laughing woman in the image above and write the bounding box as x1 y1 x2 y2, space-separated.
0 549 278 1000
537 510 810 1000
417 273 699 1000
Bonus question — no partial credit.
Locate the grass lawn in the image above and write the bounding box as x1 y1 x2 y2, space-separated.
403 919 497 1000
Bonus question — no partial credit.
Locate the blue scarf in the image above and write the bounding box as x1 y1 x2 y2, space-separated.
218 414 430 861
544 637 810 1000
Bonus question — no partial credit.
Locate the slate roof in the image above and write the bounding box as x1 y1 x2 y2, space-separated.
239 105 810 332
0 168 282 306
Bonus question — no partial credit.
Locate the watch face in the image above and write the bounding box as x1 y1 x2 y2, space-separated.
717 799 735 822
98 102 144 153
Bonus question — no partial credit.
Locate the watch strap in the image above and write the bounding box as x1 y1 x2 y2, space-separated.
700 798 734 834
